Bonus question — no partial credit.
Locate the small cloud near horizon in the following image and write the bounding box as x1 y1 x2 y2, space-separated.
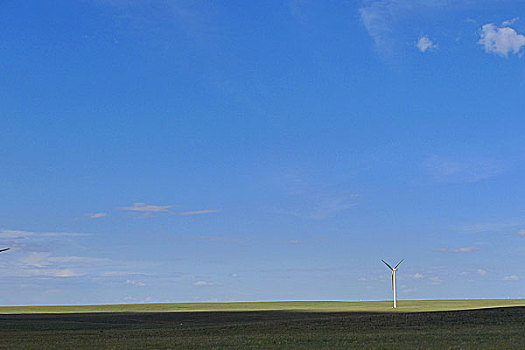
517 229 525 236
504 275 519 281
126 279 146 287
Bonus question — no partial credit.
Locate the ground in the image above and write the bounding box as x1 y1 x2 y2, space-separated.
1 300 524 349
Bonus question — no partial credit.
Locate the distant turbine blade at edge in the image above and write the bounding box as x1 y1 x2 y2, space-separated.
381 260 393 270
0 248 9 253
395 259 404 269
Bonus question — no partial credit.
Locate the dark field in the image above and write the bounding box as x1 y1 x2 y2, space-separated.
1 307 525 349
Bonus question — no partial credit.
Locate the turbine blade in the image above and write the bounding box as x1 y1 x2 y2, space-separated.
391 271 394 290
395 259 404 269
381 260 393 270
0 248 9 253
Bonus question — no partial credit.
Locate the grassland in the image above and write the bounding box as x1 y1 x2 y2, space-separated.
1 300 525 349
1 298 524 314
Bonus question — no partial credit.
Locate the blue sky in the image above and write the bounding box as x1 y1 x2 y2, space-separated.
1 0 525 305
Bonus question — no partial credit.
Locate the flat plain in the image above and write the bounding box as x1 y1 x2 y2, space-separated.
1 300 525 349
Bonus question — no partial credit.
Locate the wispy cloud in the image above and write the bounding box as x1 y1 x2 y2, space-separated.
20 252 52 268
424 156 504 183
504 275 519 281
193 281 212 287
15 253 111 278
48 256 111 264
15 252 81 277
21 268 80 278
359 0 447 54
517 229 525 236
411 273 424 279
0 229 89 240
85 212 107 219
437 247 479 253
454 219 525 234
118 202 172 213
117 203 220 218
416 36 437 52
178 209 220 216
429 276 442 285
502 17 519 27
272 172 360 220
190 236 245 242
311 196 358 220
101 271 152 277
479 22 525 57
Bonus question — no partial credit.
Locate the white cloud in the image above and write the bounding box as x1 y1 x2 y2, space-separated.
416 36 437 52
126 279 146 287
504 275 519 281
85 212 107 219
438 247 479 253
230 273 239 278
517 229 525 236
178 209 220 216
118 203 172 213
193 281 212 287
477 269 487 277
479 23 525 57
412 273 424 279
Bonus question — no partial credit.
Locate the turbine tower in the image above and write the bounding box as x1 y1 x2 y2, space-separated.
381 259 404 309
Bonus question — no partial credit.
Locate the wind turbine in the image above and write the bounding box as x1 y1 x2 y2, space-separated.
0 248 9 253
381 259 404 309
